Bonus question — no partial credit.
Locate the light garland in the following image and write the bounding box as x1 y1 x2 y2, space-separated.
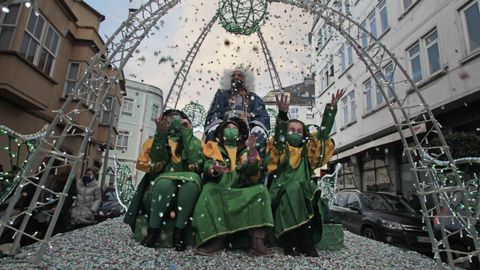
218 0 268 36
0 125 42 202
112 155 135 210
182 101 207 129
0 125 47 141
319 163 342 208
420 151 480 222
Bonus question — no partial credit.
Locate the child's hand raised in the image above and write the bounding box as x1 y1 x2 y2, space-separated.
275 92 290 112
330 89 346 106
210 161 229 175
155 116 169 132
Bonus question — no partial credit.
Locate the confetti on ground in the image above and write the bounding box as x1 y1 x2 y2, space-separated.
0 217 442 269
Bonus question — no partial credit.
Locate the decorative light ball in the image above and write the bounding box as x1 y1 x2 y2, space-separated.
182 101 206 129
219 0 268 36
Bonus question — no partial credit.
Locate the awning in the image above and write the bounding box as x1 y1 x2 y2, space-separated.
331 123 426 161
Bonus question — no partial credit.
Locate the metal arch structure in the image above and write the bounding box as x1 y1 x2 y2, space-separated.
0 0 180 264
257 29 284 93
0 0 476 267
270 0 479 268
163 13 219 110
163 4 283 111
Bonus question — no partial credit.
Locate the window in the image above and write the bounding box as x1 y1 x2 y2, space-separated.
151 103 159 121
349 91 356 122
462 1 480 53
333 192 350 207
63 62 80 97
408 42 422 82
362 152 391 192
101 96 114 125
425 30 441 74
378 0 389 34
364 79 373 112
288 106 300 119
317 25 333 51
338 162 356 190
319 59 335 92
116 131 129 151
343 0 352 16
368 12 377 39
384 63 395 97
339 45 345 72
375 74 384 106
407 29 442 83
0 4 20 50
360 21 368 48
403 0 415 10
342 96 348 126
342 91 356 126
346 194 361 209
121 97 134 116
19 9 60 76
306 113 314 120
346 44 353 66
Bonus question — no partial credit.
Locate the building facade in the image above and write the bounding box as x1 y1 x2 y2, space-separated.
0 0 125 179
263 77 317 130
311 0 480 198
104 79 163 186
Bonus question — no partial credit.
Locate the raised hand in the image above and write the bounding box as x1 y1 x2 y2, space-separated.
155 116 169 132
210 161 229 175
275 92 290 112
330 89 346 106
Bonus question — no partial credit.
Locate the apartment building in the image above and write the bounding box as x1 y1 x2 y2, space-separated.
0 0 125 178
311 0 480 198
104 79 163 186
263 77 317 130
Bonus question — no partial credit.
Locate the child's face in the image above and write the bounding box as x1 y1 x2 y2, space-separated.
287 122 304 136
225 123 238 130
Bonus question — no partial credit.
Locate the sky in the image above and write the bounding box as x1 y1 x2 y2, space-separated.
85 0 315 110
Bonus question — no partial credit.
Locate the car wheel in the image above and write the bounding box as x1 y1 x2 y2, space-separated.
362 227 378 241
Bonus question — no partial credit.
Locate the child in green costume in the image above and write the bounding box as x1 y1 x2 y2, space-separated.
193 117 274 256
124 109 203 251
267 90 344 257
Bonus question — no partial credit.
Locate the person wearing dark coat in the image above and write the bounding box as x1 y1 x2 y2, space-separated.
204 68 270 157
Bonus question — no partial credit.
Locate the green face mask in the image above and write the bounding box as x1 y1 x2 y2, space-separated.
169 118 183 135
286 132 304 147
223 127 239 146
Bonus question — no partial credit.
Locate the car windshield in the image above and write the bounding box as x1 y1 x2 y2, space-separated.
362 193 415 213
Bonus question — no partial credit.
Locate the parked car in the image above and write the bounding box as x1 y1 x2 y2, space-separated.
331 190 432 255
94 187 125 222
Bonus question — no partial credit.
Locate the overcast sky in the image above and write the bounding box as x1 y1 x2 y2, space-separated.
85 0 315 110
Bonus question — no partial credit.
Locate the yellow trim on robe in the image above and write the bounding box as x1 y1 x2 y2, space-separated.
307 138 335 168
225 146 237 172
287 144 302 169
136 138 164 173
267 137 336 172
202 141 225 163
266 138 286 173
168 139 182 164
